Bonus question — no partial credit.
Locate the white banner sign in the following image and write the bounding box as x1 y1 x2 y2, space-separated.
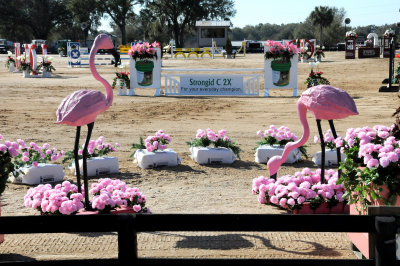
179 75 244 95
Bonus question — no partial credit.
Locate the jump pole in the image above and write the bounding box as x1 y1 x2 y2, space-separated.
14 43 21 70
41 44 47 56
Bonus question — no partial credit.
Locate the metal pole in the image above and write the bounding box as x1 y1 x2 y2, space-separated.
375 216 396 266
388 37 394 89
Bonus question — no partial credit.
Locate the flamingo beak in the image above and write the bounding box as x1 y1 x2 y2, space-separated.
107 48 121 67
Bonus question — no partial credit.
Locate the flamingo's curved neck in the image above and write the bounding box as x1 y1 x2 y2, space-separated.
89 46 113 107
279 101 310 165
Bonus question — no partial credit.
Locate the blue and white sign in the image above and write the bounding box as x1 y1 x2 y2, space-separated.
179 75 244 95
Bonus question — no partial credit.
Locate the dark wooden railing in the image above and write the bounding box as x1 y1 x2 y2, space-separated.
0 214 399 266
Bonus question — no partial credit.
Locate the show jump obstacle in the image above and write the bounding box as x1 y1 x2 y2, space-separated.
164 41 246 59
13 42 48 71
127 48 298 97
67 42 130 67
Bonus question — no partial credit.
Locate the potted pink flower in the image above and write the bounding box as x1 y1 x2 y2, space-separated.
187 128 241 164
89 178 149 214
252 168 348 214
131 130 181 169
24 181 83 215
129 41 160 87
338 124 400 259
9 140 65 185
337 125 400 213
254 125 307 164
264 40 299 87
0 134 22 245
64 136 120 177
24 179 150 215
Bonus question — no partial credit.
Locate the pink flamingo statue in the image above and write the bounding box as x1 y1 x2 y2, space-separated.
267 85 358 182
56 34 120 210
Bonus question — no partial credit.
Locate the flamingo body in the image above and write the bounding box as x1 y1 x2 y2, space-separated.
267 85 358 178
56 89 110 126
301 85 358 120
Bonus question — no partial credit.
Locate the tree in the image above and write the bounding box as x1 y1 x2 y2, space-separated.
99 0 139 45
141 0 236 47
65 0 103 46
0 0 70 42
310 6 334 47
294 19 315 40
321 8 346 48
0 0 32 42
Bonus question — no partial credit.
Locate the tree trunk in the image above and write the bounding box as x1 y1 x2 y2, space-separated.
173 22 181 47
320 24 323 48
120 23 126 45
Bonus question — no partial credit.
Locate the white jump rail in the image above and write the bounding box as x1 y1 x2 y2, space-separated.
161 68 263 96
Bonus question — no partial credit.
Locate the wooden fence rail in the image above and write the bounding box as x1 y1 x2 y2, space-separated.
0 214 399 266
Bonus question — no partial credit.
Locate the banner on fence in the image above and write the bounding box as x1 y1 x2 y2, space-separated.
179 75 244 95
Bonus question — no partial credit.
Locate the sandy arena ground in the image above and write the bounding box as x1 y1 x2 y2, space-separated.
0 51 399 261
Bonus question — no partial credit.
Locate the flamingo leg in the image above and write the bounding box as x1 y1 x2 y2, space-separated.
316 119 325 183
328 120 341 179
82 122 94 210
74 126 82 194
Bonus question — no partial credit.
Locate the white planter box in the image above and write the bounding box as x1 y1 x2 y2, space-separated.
8 62 15 72
42 71 51 78
69 156 119 177
9 163 65 185
117 79 128 96
189 147 235 165
22 70 30 78
312 150 346 166
134 149 181 169
254 144 302 164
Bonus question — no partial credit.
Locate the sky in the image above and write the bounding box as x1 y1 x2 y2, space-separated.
230 0 399 28
99 0 400 31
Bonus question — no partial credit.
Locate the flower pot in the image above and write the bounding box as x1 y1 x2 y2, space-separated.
22 70 30 78
254 144 302 164
78 206 137 215
312 150 346 166
330 202 349 214
8 62 15 72
9 163 65 185
292 202 315 214
133 149 181 169
42 71 51 78
314 202 331 214
316 55 322 62
270 59 291 86
69 156 119 177
117 78 128 96
190 147 236 165
135 60 154 86
347 184 400 259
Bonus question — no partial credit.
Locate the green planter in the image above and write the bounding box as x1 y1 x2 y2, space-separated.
271 59 291 86
135 60 154 86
